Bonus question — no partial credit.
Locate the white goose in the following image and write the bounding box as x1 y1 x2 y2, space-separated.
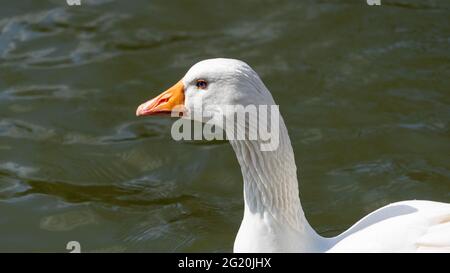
136 58 450 252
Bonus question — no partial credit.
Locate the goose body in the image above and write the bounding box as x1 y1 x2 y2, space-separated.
136 58 450 252
235 199 450 252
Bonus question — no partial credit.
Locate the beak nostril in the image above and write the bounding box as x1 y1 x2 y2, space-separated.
158 97 170 105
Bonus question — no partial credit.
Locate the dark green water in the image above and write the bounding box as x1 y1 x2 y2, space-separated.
0 0 449 252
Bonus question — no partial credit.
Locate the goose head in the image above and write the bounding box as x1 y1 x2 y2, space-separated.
136 58 276 127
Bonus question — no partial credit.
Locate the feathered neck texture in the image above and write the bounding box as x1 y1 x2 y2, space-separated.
228 116 308 232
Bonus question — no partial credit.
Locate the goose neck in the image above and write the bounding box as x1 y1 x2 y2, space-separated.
228 118 308 232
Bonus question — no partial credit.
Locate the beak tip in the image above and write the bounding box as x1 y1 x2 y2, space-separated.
136 105 142 116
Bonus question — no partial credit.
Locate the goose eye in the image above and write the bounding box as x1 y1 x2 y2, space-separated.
195 79 208 89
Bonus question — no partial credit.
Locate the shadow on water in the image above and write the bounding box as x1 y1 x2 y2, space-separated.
12 177 198 207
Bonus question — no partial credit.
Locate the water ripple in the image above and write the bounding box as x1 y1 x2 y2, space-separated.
1 85 99 101
13 176 197 208
0 119 56 140
39 209 98 231
0 8 127 68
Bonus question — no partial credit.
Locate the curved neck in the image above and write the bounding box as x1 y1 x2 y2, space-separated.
229 116 309 232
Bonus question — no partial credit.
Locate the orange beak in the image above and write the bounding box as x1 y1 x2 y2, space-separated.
136 80 185 116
